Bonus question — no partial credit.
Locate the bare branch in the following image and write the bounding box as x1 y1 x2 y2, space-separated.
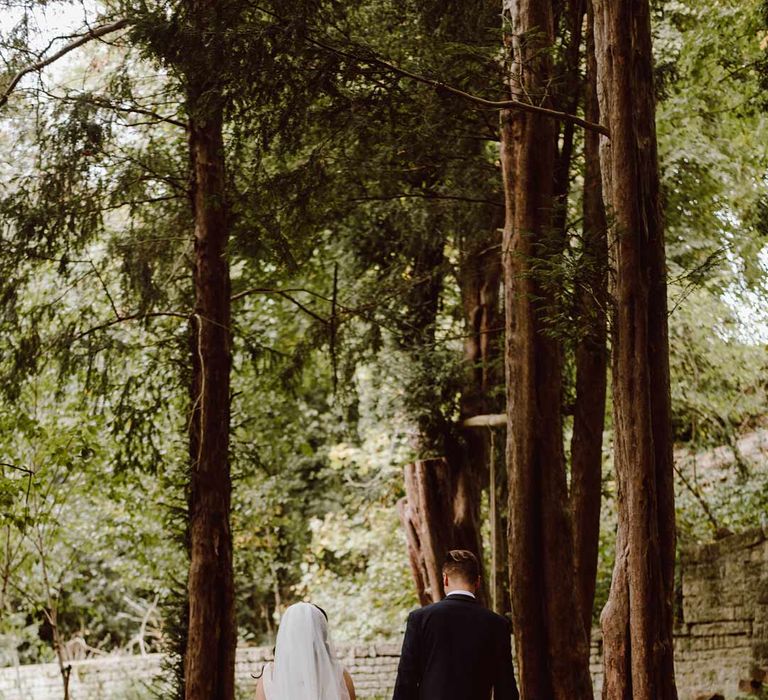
231 287 328 324
42 89 187 129
0 19 130 109
349 193 504 208
672 462 721 533
70 310 190 342
0 462 33 475
89 260 120 320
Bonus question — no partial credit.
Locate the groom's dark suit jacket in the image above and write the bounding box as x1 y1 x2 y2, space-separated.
392 593 519 700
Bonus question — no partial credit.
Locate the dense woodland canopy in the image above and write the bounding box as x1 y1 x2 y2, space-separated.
0 0 767 698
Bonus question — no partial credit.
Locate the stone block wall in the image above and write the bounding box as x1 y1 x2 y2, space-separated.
234 643 401 699
674 528 768 699
0 655 163 700
2 529 767 699
589 528 768 700
0 643 401 700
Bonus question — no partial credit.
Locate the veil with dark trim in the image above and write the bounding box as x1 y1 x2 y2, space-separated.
264 602 350 700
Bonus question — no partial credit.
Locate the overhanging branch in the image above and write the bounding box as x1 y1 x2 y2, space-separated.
0 18 130 109
349 193 504 208
47 90 187 129
349 47 610 137
249 3 609 137
70 310 189 342
231 287 329 324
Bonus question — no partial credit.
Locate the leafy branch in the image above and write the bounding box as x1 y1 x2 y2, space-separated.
248 3 610 137
0 19 130 109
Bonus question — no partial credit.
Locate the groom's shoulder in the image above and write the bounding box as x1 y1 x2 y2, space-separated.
470 603 510 624
405 599 451 621
407 601 436 619
415 598 510 624
487 608 513 630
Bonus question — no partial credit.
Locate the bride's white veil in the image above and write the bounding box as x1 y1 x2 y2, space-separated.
270 602 349 700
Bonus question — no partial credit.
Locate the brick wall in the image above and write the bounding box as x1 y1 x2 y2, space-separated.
2 528 766 700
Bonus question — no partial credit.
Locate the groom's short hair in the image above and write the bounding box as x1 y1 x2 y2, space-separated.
442 549 480 582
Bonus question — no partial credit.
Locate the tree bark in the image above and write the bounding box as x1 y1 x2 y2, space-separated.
459 211 503 422
400 458 457 603
397 208 488 608
501 1 593 697
592 0 678 697
183 1 236 696
552 0 586 239
397 497 432 607
457 209 505 610
569 0 608 638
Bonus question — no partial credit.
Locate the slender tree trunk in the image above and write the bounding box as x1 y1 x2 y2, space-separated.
570 0 608 638
183 2 235 696
398 210 487 607
457 210 504 608
501 1 592 697
552 0 586 238
38 537 70 700
459 211 503 422
593 0 677 697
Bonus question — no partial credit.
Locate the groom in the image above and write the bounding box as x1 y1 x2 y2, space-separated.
392 549 519 700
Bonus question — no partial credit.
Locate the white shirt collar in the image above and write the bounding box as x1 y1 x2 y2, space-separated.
445 589 476 599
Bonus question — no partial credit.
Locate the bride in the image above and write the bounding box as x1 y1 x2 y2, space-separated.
256 602 356 700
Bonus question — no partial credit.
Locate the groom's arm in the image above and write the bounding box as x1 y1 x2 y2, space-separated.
493 617 520 700
392 610 421 700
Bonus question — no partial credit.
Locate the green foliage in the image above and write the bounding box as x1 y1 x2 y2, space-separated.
0 369 182 665
668 288 767 446
656 0 768 277
0 0 767 678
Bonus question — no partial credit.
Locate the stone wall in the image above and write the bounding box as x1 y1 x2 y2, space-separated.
589 528 768 700
0 654 163 700
0 644 402 700
674 528 768 699
2 528 767 700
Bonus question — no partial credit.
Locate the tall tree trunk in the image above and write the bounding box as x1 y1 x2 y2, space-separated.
398 211 487 607
183 2 235 696
569 0 608 638
501 0 593 697
458 209 505 610
549 0 609 635
552 0 586 238
592 0 678 697
459 211 504 423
